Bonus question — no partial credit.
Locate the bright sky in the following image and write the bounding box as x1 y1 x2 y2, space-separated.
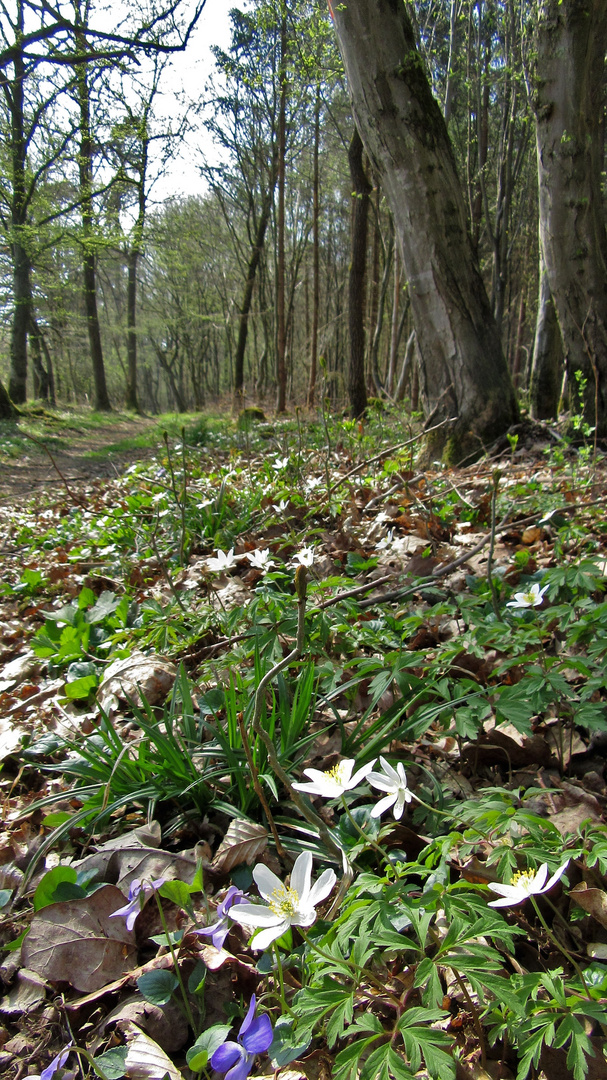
150 0 235 201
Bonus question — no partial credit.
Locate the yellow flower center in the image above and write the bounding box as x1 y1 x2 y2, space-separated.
510 870 534 891
268 885 300 918
521 592 536 604
324 763 347 784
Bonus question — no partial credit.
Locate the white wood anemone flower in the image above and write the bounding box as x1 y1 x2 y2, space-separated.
506 582 549 608
247 548 275 572
293 757 376 798
206 548 238 573
292 546 315 568
230 851 337 950
487 861 569 907
367 757 412 819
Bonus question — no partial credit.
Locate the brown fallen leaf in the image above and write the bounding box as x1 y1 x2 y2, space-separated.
211 819 268 873
22 884 137 992
122 1021 183 1080
570 882 607 930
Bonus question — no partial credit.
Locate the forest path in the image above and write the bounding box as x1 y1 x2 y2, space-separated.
0 414 162 502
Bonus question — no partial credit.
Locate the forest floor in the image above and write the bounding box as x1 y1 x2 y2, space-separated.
0 410 168 501
1 405 607 1080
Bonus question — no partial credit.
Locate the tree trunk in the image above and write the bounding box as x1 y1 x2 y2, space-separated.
233 162 277 408
76 31 111 412
530 245 563 419
275 3 288 414
0 379 17 418
331 0 518 462
307 84 321 408
8 6 29 405
125 248 140 412
386 245 400 396
532 0 607 435
347 127 370 418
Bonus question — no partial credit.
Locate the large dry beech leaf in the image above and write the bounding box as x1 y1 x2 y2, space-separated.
72 821 198 892
98 652 176 711
22 884 137 992
211 819 268 873
122 1021 183 1080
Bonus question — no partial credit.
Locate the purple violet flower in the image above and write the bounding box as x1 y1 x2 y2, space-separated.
210 995 273 1080
109 877 167 932
196 886 249 950
40 1042 73 1080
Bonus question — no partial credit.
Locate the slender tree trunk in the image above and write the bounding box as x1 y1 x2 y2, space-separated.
395 329 416 402
126 248 140 412
29 317 50 400
386 246 400 396
233 160 277 408
532 0 607 435
76 28 111 412
370 225 394 396
367 185 381 394
275 3 288 414
332 0 518 462
8 6 29 404
347 127 371 418
307 84 321 408
530 244 563 419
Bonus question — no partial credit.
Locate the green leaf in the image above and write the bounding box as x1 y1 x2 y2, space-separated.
188 960 206 995
86 591 122 624
158 879 193 909
64 674 98 700
33 866 78 911
136 969 179 1005
269 1018 312 1067
186 1024 233 1071
0 889 12 910
93 1047 128 1080
4 928 28 951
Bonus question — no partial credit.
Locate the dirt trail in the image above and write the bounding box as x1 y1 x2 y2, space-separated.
0 416 161 502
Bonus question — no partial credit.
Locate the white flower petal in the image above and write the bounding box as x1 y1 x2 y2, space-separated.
530 864 548 893
349 760 377 787
251 921 289 950
290 851 313 899
253 864 284 901
488 895 521 908
370 792 398 818
378 756 401 784
230 903 281 928
367 773 397 793
306 868 337 908
543 861 569 893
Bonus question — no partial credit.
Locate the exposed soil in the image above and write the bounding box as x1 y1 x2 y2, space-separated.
0 416 161 502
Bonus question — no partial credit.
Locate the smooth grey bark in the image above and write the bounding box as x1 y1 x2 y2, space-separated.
531 0 607 436
530 246 563 419
331 0 519 462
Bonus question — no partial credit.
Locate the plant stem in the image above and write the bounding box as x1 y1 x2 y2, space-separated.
154 892 198 1032
487 469 501 618
530 895 591 998
273 943 288 1013
339 795 397 873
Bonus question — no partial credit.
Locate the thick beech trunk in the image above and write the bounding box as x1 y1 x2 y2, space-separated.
331 0 518 461
532 0 607 435
347 128 370 418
